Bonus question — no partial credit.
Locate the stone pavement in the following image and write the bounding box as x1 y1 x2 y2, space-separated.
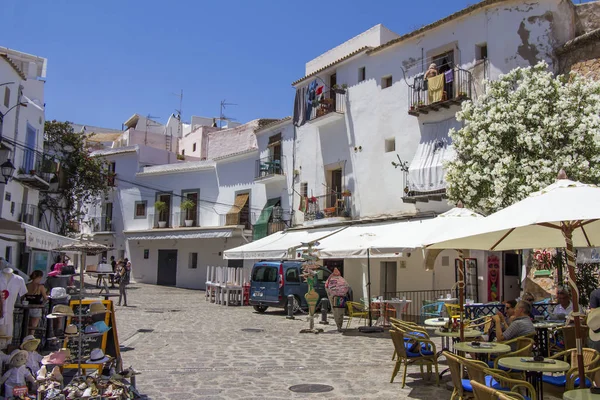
104 281 561 400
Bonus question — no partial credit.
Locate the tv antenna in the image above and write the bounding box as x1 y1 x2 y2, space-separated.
219 99 237 128
172 89 183 136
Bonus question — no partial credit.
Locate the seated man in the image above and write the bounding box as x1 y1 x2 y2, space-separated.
493 300 535 350
550 288 573 320
495 300 517 330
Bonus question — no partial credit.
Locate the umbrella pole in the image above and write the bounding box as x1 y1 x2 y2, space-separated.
562 225 586 388
367 249 372 327
458 250 465 343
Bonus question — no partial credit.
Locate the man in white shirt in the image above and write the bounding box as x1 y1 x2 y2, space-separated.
551 288 573 320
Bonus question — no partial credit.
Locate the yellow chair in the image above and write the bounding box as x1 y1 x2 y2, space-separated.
483 369 536 400
345 301 368 329
544 348 599 390
390 329 439 388
446 303 462 319
470 380 526 400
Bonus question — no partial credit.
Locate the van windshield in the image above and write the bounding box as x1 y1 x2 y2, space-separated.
252 266 278 283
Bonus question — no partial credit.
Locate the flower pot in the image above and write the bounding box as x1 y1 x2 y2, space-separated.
184 220 193 227
158 221 167 228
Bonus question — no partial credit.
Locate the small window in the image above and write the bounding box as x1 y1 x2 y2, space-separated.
358 67 366 82
182 149 185 155
108 162 116 173
5 246 11 263
134 201 147 218
188 252 198 269
3 87 10 108
193 143 197 152
382 76 393 89
300 182 308 197
476 43 488 60
385 138 395 153
285 268 300 283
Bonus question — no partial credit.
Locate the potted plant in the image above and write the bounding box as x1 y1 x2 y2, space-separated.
180 199 196 227
332 84 348 95
154 201 168 228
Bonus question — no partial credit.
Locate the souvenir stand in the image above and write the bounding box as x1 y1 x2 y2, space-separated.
23 238 140 400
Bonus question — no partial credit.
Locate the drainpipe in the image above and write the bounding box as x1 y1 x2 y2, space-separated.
290 125 297 227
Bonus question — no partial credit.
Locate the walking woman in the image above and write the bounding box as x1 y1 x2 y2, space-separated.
117 260 131 306
24 270 48 335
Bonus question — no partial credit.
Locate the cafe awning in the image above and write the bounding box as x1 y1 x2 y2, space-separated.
224 226 345 260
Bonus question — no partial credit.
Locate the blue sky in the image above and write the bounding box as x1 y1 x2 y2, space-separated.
0 1 590 129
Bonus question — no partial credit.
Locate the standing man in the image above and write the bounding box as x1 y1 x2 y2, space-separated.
110 256 117 288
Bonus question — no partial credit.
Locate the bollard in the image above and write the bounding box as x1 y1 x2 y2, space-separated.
319 298 329 325
286 294 295 319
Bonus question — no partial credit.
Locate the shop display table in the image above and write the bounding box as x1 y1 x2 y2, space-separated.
563 389 600 400
498 356 570 400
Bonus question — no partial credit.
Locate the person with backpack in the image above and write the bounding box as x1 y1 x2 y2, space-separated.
117 260 131 307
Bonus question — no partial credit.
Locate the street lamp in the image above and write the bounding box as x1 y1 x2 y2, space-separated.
1 159 15 183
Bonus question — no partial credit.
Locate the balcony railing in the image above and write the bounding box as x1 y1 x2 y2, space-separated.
408 68 472 116
307 90 346 122
89 215 113 232
304 192 352 221
149 212 172 229
255 155 286 180
174 211 200 228
220 212 256 230
268 221 286 235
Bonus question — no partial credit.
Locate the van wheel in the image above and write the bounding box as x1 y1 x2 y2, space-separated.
287 295 301 314
253 305 268 313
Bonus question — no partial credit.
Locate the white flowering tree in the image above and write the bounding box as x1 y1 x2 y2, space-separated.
445 61 600 214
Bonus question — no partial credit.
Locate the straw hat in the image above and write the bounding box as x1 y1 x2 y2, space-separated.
20 335 40 352
86 348 110 364
88 302 108 315
588 308 600 341
47 304 74 318
49 287 69 299
64 324 78 337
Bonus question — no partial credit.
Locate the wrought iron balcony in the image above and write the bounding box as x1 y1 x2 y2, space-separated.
303 192 352 221
408 68 472 116
89 215 113 232
307 90 346 124
255 155 286 181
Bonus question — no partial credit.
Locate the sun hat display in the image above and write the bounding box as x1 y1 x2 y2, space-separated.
20 335 41 351
49 287 68 299
47 304 74 318
88 302 108 315
42 348 70 365
9 349 28 365
588 308 600 341
92 321 111 334
83 325 100 335
64 324 78 337
86 348 110 364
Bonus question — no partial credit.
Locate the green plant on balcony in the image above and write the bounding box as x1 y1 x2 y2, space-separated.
180 199 196 227
154 201 168 227
332 84 348 94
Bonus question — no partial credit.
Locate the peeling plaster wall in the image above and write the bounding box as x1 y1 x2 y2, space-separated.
574 1 600 35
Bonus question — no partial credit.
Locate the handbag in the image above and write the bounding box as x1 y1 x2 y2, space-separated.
60 264 76 275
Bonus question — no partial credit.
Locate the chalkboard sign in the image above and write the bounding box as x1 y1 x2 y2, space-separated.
62 299 121 371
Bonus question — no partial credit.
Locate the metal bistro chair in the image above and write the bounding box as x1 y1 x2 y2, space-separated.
345 301 369 329
421 301 445 324
390 329 439 388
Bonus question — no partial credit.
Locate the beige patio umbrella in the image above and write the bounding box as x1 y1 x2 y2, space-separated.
426 174 600 387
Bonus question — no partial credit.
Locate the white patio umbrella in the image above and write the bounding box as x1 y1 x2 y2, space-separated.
426 175 599 387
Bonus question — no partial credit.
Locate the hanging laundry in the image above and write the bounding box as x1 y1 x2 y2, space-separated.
305 80 318 121
445 69 454 83
428 74 445 104
413 73 425 91
293 86 307 127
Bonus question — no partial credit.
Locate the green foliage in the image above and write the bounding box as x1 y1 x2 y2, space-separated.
180 199 195 211
40 120 111 236
575 263 598 308
154 201 168 213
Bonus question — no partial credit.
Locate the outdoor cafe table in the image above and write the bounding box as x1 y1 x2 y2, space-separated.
453 342 511 361
533 321 564 357
434 329 481 352
372 299 411 325
424 318 449 328
498 356 570 400
563 389 600 400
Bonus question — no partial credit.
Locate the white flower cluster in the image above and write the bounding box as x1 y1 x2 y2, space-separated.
445 61 600 214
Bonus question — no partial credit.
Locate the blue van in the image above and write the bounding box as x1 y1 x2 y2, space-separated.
249 261 332 313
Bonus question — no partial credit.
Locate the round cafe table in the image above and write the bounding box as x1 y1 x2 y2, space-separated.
424 318 449 328
453 341 511 355
563 389 600 400
498 356 570 400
